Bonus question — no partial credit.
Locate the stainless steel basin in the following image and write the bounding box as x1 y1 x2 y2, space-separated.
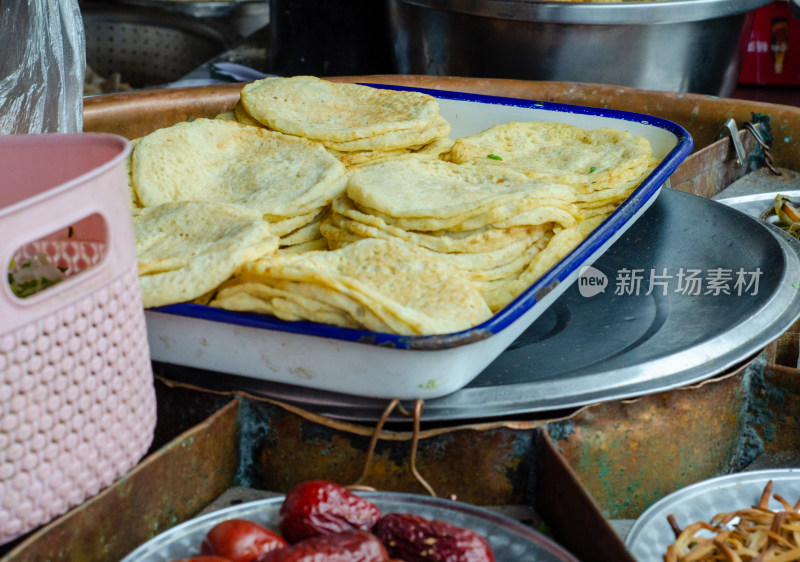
388 0 774 96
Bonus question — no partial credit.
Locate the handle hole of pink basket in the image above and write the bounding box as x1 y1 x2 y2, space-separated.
8 213 107 300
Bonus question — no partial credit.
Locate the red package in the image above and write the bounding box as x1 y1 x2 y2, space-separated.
739 0 800 85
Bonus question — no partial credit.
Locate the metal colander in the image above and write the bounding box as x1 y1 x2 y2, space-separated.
83 5 238 88
103 0 270 38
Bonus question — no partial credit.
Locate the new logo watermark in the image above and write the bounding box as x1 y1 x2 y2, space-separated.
578 267 762 297
578 266 608 298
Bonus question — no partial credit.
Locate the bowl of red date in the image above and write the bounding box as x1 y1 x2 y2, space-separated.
121 480 579 561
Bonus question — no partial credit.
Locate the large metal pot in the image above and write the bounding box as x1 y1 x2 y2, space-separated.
388 0 773 96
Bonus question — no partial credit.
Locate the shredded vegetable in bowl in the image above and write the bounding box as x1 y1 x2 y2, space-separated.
761 195 800 239
8 253 66 298
665 480 800 561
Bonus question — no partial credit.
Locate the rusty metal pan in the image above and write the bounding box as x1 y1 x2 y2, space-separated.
625 468 800 561
120 492 579 562
177 187 800 421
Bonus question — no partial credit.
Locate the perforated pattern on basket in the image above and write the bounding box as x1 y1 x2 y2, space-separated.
12 240 105 277
0 242 155 544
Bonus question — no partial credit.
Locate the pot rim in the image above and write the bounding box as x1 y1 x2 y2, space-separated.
100 0 268 18
391 0 774 24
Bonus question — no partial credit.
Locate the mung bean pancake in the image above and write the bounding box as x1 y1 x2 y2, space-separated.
268 207 326 238
344 159 578 231
320 158 585 313
445 121 653 191
333 148 412 169
279 208 329 247
134 201 278 308
322 213 552 280
277 238 329 254
319 115 451 152
212 279 394 332
233 100 263 128
476 227 584 311
325 194 569 254
240 76 441 143
131 118 348 218
212 237 492 335
332 136 455 170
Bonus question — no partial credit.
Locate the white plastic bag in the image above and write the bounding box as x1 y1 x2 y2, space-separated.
0 0 85 134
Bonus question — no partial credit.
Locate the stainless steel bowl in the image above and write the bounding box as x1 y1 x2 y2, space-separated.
388 0 774 96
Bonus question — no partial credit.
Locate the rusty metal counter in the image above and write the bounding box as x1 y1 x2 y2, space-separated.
43 77 800 560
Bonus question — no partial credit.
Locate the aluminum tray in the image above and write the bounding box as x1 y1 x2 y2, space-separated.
170 188 800 421
625 468 800 562
716 188 800 219
121 492 579 562
145 86 692 400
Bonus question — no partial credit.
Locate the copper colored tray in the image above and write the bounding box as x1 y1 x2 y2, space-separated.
83 75 800 170
84 75 800 201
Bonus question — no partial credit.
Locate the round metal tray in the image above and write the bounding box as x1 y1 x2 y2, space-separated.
120 492 578 562
163 188 800 421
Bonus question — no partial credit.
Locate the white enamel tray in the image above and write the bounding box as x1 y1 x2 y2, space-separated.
145 86 693 400
625 469 800 562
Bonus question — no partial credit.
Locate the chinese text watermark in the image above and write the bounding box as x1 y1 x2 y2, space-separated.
578 267 762 298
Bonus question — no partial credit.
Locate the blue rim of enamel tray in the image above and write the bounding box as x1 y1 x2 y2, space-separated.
151 85 694 350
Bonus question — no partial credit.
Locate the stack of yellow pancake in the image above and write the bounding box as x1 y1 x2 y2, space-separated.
209 237 492 335
126 76 659 335
444 121 657 236
128 117 346 256
133 201 278 308
235 75 454 169
320 158 584 312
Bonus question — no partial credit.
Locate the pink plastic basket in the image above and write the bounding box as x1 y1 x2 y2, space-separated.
0 133 156 544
